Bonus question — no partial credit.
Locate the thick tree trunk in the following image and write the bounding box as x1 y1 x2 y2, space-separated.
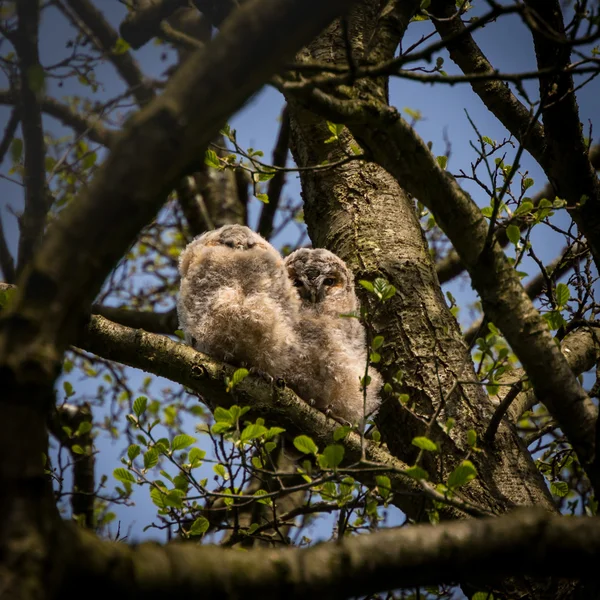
284 2 566 596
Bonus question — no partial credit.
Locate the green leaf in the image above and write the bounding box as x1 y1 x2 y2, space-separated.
293 435 318 455
321 444 344 469
405 465 429 481
257 171 275 182
127 445 141 461
76 421 92 436
383 383 393 394
411 436 438 452
189 516 210 536
188 447 205 466
240 423 268 443
371 335 384 350
143 448 159 470
333 425 352 441
370 352 381 363
359 280 374 293
447 460 477 489
214 406 234 424
10 138 22 163
326 121 344 137
513 201 534 216
255 193 269 204
174 329 185 340
436 155 448 170
113 468 136 483
63 381 75 398
522 177 534 190
204 149 221 169
481 206 493 218
133 396 148 417
150 486 168 508
472 593 495 600
550 481 569 497
555 283 570 308
213 463 227 478
467 429 477 447
482 136 494 146
172 434 196 451
112 38 131 55
231 368 249 388
376 475 391 500
71 445 85 455
543 310 566 331
264 426 285 440
211 421 232 434
506 224 521 245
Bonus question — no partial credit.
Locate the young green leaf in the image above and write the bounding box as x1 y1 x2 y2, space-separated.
293 435 318 455
172 434 197 451
447 460 477 489
506 224 521 245
189 516 210 536
133 396 148 417
411 436 438 452
143 448 159 470
113 468 136 483
555 283 570 308
321 444 344 469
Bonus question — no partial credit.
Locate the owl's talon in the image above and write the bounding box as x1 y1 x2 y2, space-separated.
249 366 274 385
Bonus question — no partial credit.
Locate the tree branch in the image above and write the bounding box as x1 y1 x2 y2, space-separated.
61 0 155 106
525 1 600 271
258 105 290 239
14 0 50 276
49 403 96 529
0 90 115 147
60 508 600 597
119 0 238 49
0 212 16 284
284 88 600 492
463 243 586 345
78 314 469 520
0 106 20 167
436 145 600 286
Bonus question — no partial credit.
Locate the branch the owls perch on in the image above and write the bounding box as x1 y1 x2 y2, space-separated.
79 313 485 519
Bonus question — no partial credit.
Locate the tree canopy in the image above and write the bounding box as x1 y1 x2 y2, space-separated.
0 0 599 598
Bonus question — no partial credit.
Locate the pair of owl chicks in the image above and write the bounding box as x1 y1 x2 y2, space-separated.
177 225 382 425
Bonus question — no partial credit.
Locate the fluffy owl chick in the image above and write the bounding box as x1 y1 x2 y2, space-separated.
284 248 382 425
177 225 300 378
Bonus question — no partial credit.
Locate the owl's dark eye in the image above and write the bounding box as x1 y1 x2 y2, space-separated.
323 277 336 286
293 279 303 288
223 239 236 248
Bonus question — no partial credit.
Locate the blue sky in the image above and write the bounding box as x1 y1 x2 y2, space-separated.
0 1 598 547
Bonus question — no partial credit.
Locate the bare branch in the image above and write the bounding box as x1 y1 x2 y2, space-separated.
258 105 290 239
119 0 238 49
463 243 586 345
0 90 115 147
0 106 20 168
524 0 600 271
436 145 600 285
61 0 155 106
430 0 545 160
14 0 50 276
49 403 95 529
